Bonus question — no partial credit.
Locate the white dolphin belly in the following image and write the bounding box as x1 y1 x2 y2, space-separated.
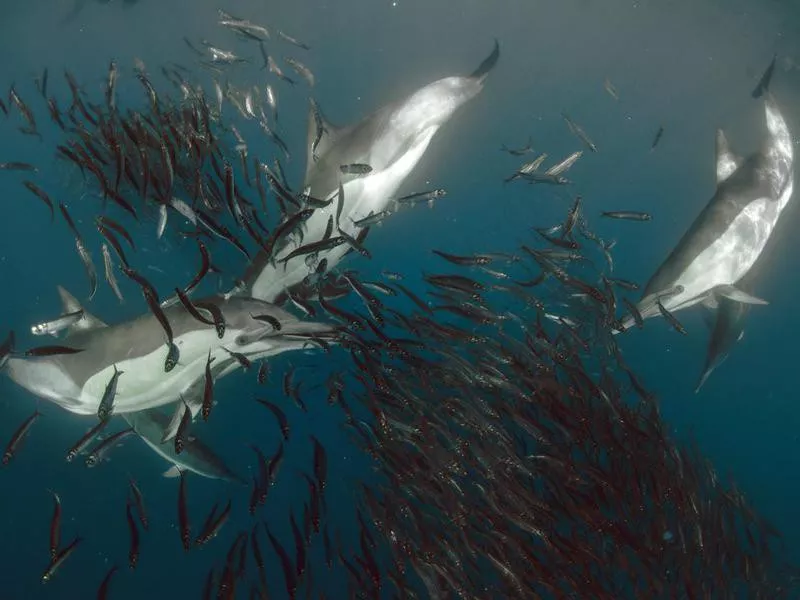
249 126 438 302
654 197 779 316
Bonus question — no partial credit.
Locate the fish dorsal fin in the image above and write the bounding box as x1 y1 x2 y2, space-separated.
304 98 346 180
57 286 108 333
715 129 742 184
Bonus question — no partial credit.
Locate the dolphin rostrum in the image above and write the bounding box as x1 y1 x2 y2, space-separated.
619 94 794 331
124 407 245 483
240 40 500 302
4 286 335 415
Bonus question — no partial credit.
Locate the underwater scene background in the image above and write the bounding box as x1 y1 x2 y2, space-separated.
0 0 799 598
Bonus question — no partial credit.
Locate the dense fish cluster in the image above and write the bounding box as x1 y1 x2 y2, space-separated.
0 6 796 600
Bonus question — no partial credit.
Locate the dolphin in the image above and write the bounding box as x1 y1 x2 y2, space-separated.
694 131 750 391
4 286 335 416
618 94 794 331
124 408 245 483
240 40 500 302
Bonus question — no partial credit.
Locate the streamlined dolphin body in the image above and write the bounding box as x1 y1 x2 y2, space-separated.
4 286 334 416
694 131 751 391
619 94 794 331
124 408 245 483
241 41 500 302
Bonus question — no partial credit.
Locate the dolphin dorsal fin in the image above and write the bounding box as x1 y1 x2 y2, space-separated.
56 285 108 333
304 98 346 180
715 129 742 184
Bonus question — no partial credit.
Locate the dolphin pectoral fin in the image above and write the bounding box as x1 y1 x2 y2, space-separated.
713 284 768 306
57 285 108 333
469 39 500 82
162 465 182 478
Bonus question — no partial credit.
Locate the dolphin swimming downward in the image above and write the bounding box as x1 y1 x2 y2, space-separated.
618 93 794 332
240 40 500 303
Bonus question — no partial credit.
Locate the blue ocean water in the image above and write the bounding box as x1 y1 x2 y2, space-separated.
0 0 798 598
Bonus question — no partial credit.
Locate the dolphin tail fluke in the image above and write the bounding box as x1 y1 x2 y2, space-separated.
470 39 500 83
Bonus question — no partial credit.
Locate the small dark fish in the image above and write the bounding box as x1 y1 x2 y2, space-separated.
521 172 569 185
42 536 82 583
178 470 191 551
278 30 311 50
257 362 269 385
97 365 123 422
24 344 84 357
97 217 135 250
96 565 118 600
106 61 118 112
48 490 61 560
59 204 98 300
129 479 148 531
201 351 216 422
622 297 644 330
174 398 193 456
195 499 232 546
175 288 215 328
165 342 180 373
194 300 226 338
500 137 533 156
265 525 297 600
310 435 327 492
23 180 54 220
657 299 687 334
65 420 109 462
250 313 282 331
601 211 651 221
222 347 252 370
650 126 664 151
126 502 140 570
85 428 135 467
30 310 84 337
0 162 37 172
339 163 372 175
255 399 289 440
607 277 639 291
289 512 306 577
561 112 598 152
284 57 315 87
395 188 446 206
752 53 777 99
278 236 346 263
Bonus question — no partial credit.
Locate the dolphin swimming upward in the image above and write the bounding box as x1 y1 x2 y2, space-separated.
618 94 794 331
4 286 334 416
240 40 500 302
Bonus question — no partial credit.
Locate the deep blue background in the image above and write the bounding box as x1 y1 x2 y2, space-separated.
0 0 798 597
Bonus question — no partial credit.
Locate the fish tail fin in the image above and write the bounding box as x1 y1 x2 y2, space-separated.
470 39 500 82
